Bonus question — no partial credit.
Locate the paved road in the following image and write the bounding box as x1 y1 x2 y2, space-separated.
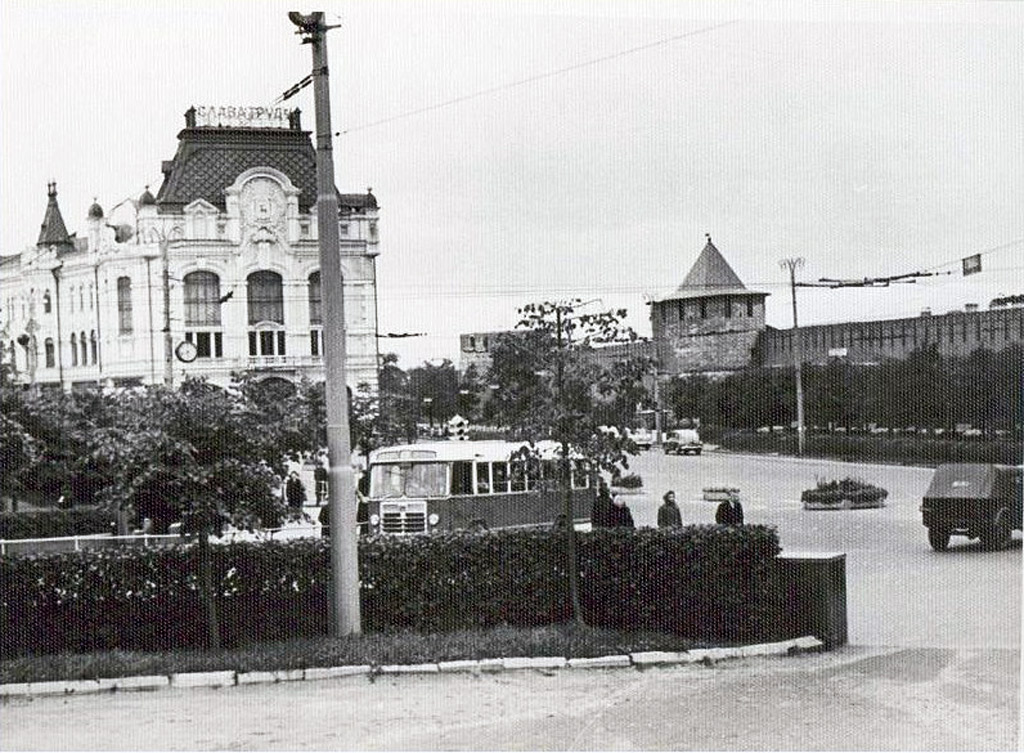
3 451 1019 750
624 450 1022 649
2 647 1018 750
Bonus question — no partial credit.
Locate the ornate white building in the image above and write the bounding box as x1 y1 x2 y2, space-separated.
1 107 380 392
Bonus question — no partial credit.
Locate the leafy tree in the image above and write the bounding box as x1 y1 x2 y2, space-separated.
92 377 297 649
0 411 38 511
485 300 651 624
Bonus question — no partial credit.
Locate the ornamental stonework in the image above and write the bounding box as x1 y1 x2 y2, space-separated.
239 177 287 250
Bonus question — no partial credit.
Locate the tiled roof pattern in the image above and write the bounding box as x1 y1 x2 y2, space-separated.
155 128 377 213
654 239 766 302
156 129 319 212
36 189 74 250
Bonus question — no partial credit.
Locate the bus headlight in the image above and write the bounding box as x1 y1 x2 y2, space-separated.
369 514 380 526
428 513 440 526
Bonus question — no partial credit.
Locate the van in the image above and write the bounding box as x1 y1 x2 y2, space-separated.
920 463 1022 551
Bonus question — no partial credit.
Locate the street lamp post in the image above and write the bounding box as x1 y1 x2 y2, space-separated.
780 257 806 455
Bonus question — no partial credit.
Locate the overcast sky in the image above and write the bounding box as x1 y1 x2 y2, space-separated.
2 1 1022 367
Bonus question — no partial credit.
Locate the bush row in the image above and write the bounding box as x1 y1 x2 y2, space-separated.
704 428 1021 466
0 508 115 541
0 525 780 656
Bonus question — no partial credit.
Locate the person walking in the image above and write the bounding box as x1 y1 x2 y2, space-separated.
715 495 744 525
285 471 306 510
657 490 682 528
607 493 635 529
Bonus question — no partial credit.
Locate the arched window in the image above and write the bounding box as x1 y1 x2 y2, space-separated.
90 331 98 364
78 286 84 312
308 271 322 325
308 271 322 356
247 271 284 324
70 333 78 366
79 331 87 365
88 283 94 311
184 271 222 326
117 277 133 334
45 338 55 368
43 290 52 314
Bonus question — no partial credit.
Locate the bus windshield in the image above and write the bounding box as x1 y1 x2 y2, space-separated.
370 462 448 499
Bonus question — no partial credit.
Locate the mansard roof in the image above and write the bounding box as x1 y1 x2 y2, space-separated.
36 183 75 253
154 116 378 214
653 236 767 303
155 126 319 212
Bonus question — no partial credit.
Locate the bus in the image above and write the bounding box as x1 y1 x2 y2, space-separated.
364 440 595 535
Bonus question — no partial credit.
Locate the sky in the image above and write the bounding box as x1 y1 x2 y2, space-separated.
2 0 1022 368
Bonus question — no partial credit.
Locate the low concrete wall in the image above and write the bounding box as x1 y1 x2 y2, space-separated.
772 552 848 649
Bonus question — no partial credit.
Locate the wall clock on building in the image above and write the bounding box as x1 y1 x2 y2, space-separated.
175 340 198 363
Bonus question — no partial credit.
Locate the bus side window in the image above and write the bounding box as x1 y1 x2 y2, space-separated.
493 462 509 493
451 461 473 496
476 462 491 494
571 461 590 489
510 461 527 492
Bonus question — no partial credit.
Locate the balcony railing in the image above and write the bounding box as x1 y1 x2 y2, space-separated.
246 354 323 369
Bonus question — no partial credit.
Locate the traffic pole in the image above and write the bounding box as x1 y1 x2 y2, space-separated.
290 11 361 635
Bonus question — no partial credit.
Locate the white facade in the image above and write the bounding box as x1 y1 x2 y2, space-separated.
1 113 380 392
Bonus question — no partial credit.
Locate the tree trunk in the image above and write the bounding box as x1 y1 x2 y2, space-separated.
197 527 221 650
561 451 584 626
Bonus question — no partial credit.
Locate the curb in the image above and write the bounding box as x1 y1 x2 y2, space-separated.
0 636 824 698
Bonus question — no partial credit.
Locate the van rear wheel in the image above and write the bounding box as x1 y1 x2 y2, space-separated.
928 526 951 551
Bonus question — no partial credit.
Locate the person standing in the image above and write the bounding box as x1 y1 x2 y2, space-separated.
607 493 635 529
715 495 744 526
658 490 682 528
285 471 306 510
591 477 614 528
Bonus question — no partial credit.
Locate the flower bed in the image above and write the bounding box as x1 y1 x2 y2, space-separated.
801 477 887 510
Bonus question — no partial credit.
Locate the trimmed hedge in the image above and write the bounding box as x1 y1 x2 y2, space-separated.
0 525 780 656
0 509 115 540
704 428 1021 466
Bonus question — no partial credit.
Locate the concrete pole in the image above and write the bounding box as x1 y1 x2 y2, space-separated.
780 257 806 455
291 11 361 635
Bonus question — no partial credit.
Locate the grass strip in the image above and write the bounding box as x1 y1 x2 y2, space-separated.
1 624 711 684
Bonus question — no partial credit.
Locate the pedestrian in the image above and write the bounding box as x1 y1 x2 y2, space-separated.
591 477 613 528
657 490 682 528
715 495 744 526
318 503 330 539
285 471 306 510
607 493 635 529
314 465 328 504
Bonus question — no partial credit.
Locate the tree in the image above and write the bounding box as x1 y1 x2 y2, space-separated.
0 411 38 512
486 300 650 625
92 377 298 649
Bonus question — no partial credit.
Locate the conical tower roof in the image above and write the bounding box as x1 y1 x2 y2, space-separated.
36 182 75 252
654 235 767 302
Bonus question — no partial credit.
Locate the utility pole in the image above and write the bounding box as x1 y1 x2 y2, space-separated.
779 257 806 455
290 11 361 636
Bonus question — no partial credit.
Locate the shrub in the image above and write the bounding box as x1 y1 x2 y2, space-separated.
801 477 887 506
0 525 780 656
612 473 643 489
0 508 115 540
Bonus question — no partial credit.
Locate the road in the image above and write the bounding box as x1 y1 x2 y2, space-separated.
2 451 1019 751
622 450 1021 649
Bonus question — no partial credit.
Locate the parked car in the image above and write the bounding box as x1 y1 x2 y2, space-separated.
663 428 702 456
920 463 1023 551
626 428 656 450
